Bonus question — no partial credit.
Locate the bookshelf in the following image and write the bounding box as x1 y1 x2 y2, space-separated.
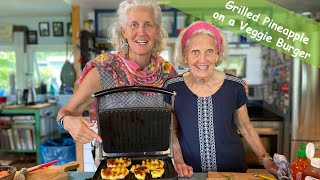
0 103 57 164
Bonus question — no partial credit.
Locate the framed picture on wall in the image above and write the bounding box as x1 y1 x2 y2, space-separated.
53 22 64 36
66 22 72 36
39 22 49 36
27 31 38 44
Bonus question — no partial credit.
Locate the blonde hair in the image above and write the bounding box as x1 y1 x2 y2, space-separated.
108 0 168 56
175 21 228 67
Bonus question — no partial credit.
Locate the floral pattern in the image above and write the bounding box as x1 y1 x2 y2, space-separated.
77 52 176 88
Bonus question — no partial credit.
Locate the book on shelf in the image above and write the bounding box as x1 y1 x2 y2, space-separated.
0 128 10 149
0 116 11 125
7 129 15 150
12 127 36 151
31 128 36 149
13 129 22 150
0 116 38 151
12 123 34 129
25 129 34 150
18 129 26 150
12 115 35 120
12 115 35 123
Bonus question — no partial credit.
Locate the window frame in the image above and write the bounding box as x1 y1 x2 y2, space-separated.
27 44 73 90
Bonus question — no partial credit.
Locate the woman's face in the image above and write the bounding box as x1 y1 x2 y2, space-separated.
122 7 157 58
185 33 218 79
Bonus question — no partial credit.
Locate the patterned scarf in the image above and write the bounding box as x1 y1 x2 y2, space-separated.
77 51 176 88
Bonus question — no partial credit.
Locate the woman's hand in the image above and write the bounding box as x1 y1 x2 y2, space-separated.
63 116 102 144
173 159 193 178
243 80 249 94
263 159 279 177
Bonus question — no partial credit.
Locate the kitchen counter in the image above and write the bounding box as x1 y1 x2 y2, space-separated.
67 172 206 180
247 102 283 121
2 102 55 110
68 169 274 180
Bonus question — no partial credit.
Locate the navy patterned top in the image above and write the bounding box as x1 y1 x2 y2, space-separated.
164 74 248 172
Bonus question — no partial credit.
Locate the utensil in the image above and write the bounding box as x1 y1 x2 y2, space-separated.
20 160 58 175
254 174 276 180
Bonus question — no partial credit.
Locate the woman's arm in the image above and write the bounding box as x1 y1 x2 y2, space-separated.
57 67 102 144
172 112 193 177
234 104 278 176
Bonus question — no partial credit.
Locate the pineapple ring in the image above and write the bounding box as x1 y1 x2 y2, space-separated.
107 157 132 167
101 166 129 179
142 159 164 171
151 167 165 178
133 166 150 180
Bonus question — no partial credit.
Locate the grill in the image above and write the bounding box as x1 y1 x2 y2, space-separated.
93 157 176 180
91 86 177 180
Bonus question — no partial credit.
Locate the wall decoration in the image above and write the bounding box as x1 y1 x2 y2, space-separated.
39 22 50 36
0 24 13 42
53 22 64 36
27 31 38 44
66 22 72 36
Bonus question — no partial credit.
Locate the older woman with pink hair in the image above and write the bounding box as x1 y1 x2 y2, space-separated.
164 21 278 177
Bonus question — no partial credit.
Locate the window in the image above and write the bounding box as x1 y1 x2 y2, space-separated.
34 49 73 92
216 54 247 78
0 50 16 95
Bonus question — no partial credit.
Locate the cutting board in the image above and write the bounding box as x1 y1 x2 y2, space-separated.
14 161 79 180
207 172 275 180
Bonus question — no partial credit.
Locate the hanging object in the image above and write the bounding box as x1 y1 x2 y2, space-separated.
60 41 76 89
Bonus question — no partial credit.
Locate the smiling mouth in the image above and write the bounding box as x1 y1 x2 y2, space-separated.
135 40 148 45
196 65 208 70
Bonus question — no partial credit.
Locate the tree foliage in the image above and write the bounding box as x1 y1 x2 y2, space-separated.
0 51 16 90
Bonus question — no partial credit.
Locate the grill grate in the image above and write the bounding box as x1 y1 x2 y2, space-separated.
92 156 177 180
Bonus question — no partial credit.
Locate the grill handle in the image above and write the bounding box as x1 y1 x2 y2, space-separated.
92 85 176 98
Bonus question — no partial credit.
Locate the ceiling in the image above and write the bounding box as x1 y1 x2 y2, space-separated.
0 0 319 17
0 0 71 17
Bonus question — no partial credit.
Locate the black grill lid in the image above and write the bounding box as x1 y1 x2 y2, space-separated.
93 86 176 155
98 107 171 153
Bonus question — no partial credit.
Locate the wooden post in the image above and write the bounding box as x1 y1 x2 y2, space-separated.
71 5 84 172
72 6 81 82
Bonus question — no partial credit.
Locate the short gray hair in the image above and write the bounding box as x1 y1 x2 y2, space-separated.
108 0 168 55
175 21 228 67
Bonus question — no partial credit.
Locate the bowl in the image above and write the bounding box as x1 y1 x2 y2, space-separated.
0 166 16 180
